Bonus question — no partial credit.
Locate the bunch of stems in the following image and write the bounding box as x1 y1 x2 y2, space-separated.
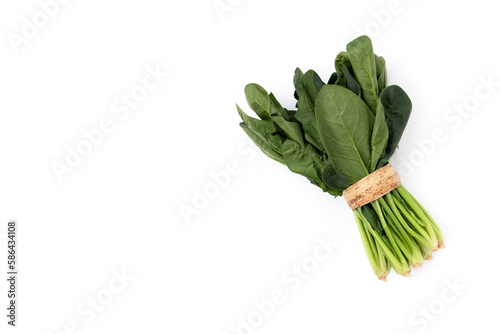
353 185 444 281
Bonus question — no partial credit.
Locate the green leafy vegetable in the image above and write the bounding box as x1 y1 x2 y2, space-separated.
294 70 326 151
375 55 387 93
327 72 338 85
281 140 338 196
342 64 361 96
244 84 273 121
237 105 284 154
296 91 324 151
315 84 373 184
238 123 284 164
235 35 444 281
370 101 389 172
322 161 350 191
293 67 304 101
346 36 379 113
377 85 412 168
334 51 350 76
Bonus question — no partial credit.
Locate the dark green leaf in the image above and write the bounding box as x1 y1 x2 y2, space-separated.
240 123 284 164
315 85 373 185
334 76 346 87
282 140 323 180
244 84 273 121
293 70 326 151
269 96 305 147
328 72 338 85
342 63 361 96
346 36 379 113
244 84 305 147
322 161 350 191
301 70 325 101
377 85 412 168
270 93 296 122
296 91 325 151
334 51 350 77
293 68 304 101
281 140 341 196
361 204 383 234
375 55 387 93
237 104 285 153
370 101 389 172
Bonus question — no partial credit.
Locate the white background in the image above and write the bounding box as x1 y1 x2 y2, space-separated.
1 0 499 333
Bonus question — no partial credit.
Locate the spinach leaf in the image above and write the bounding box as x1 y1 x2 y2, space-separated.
346 36 379 113
294 70 326 151
315 85 373 185
281 140 341 196
270 93 296 122
244 84 273 121
322 161 350 191
293 67 304 102
269 110 305 148
370 101 389 172
375 55 387 93
334 76 346 87
335 51 350 77
296 91 325 151
245 83 305 147
301 70 325 101
282 139 323 180
377 85 412 169
240 123 284 164
237 105 285 153
343 63 361 96
361 204 383 234
328 72 338 85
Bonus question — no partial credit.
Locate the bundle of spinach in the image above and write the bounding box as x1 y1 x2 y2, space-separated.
236 36 444 281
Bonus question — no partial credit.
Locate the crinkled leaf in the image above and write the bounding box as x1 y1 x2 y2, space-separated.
282 140 323 179
240 124 284 164
281 140 341 196
237 104 284 153
244 84 305 147
334 51 350 77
